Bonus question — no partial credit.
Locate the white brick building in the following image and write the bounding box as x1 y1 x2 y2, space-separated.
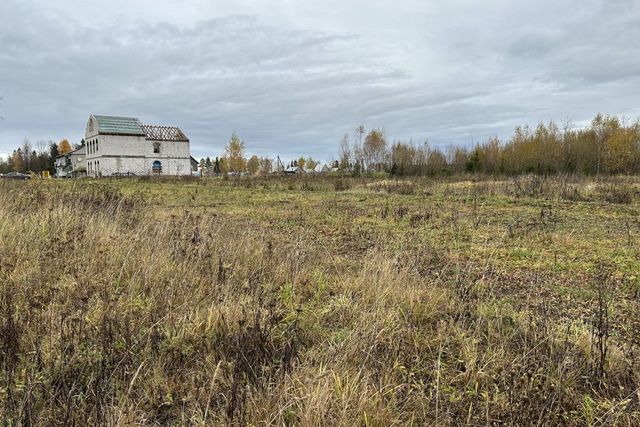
84 115 193 177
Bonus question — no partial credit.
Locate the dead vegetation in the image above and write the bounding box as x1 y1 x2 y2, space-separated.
1 175 640 425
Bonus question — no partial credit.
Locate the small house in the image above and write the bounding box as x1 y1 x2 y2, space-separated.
285 165 304 175
55 146 86 178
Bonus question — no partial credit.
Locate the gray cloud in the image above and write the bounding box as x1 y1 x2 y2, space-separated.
1 0 639 161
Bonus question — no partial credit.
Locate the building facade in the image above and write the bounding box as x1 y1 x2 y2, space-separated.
84 115 192 177
55 146 86 178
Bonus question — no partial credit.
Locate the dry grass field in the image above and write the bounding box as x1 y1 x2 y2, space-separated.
2 175 640 425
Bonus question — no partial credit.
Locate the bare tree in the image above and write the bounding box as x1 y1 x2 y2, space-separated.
353 125 365 171
259 157 273 174
338 134 351 171
22 138 32 172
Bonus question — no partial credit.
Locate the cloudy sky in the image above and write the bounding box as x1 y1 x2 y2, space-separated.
1 0 639 161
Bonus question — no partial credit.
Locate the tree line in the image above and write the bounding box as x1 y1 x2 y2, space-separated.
0 139 74 175
338 114 640 176
3 113 639 177
198 132 320 175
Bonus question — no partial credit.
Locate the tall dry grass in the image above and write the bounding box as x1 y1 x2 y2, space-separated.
0 178 639 425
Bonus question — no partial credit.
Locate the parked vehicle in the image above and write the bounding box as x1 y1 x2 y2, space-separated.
1 172 31 180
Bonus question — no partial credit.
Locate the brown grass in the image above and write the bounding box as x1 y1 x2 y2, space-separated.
1 175 639 425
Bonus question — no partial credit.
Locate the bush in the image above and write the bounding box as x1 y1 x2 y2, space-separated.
333 178 352 191
368 179 416 195
511 175 545 198
560 185 585 202
601 184 633 204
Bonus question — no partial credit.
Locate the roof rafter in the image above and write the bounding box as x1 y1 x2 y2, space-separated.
140 124 189 142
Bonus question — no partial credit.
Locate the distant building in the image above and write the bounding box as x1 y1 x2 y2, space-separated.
285 165 304 175
190 156 199 173
84 115 192 177
55 146 86 178
310 163 331 174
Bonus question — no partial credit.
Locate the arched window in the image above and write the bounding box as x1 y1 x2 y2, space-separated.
152 160 162 175
153 142 160 154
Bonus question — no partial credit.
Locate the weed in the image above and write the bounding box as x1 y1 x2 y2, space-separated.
601 184 633 204
333 178 351 191
0 176 639 424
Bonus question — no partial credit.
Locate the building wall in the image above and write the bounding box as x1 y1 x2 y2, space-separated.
86 134 190 159
84 133 191 176
56 151 86 177
87 157 191 176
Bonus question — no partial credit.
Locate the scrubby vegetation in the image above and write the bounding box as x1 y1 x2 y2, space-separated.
340 115 640 176
2 175 640 425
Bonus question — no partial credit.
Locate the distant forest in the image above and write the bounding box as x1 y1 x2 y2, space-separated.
340 113 640 176
0 140 72 175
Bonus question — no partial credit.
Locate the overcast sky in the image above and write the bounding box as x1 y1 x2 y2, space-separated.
1 0 639 161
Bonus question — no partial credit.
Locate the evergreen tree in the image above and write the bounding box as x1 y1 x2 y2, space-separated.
48 141 59 173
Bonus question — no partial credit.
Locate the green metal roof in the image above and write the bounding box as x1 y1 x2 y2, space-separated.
93 115 145 136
